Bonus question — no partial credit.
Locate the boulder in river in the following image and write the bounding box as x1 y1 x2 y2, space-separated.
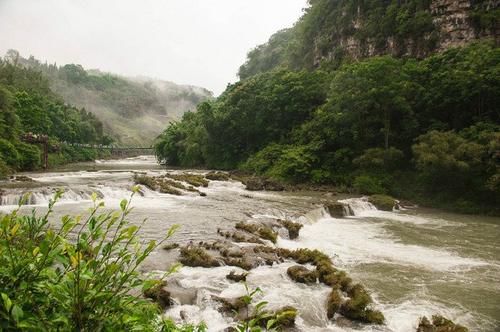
417 315 468 332
143 280 173 309
325 202 348 218
368 194 396 211
287 265 318 284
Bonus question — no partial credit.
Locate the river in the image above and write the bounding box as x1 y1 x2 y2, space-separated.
1 156 499 331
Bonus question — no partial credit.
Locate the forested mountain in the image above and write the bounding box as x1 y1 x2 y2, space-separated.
239 0 498 78
155 0 499 214
0 53 111 177
9 50 213 146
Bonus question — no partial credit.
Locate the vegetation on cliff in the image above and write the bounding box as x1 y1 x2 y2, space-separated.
155 41 499 214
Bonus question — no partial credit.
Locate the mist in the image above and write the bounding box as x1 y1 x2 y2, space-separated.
0 0 306 95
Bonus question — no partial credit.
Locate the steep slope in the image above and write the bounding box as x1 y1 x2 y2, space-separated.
239 0 499 78
154 1 499 214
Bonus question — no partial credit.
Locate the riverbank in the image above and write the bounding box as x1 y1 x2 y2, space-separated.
1 157 499 330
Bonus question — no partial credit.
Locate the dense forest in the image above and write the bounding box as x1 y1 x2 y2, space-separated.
155 0 499 214
11 50 213 146
0 52 113 178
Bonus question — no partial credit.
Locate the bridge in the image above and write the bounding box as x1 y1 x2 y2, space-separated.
21 133 154 169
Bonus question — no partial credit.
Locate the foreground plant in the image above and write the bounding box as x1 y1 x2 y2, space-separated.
0 188 204 331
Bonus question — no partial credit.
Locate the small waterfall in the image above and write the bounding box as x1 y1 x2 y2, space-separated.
338 197 378 216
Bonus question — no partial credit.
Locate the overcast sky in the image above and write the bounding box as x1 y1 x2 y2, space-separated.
0 0 307 95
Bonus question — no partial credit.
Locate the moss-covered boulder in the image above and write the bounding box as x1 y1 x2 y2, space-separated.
287 265 318 284
368 194 396 211
235 222 277 243
245 177 284 191
274 306 298 328
179 246 220 267
205 171 230 181
326 202 347 218
327 289 342 319
278 219 303 239
339 284 384 324
226 271 248 282
417 315 468 332
143 280 172 309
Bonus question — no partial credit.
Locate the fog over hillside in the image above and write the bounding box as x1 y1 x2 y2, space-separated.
10 50 213 146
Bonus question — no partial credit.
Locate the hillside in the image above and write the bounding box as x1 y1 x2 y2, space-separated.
238 0 498 78
154 0 499 214
11 51 213 146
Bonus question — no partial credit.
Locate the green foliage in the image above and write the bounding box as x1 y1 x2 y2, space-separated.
0 190 204 331
0 138 20 168
239 0 441 75
353 175 387 195
156 42 499 213
15 142 40 170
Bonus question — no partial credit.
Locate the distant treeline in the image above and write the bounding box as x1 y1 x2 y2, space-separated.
155 41 500 214
0 52 112 177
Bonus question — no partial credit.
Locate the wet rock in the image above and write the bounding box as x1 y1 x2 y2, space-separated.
166 173 209 187
205 171 230 181
226 271 248 282
179 246 220 267
417 315 468 332
143 280 173 309
368 194 396 211
162 243 179 251
339 284 384 324
325 202 348 218
13 175 34 182
287 265 318 284
235 222 277 243
244 177 284 191
278 219 303 240
327 289 342 319
274 306 298 328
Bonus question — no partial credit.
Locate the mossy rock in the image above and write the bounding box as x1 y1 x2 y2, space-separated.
143 280 172 309
417 315 468 332
226 271 248 282
179 246 220 267
205 171 230 181
166 173 209 187
235 222 277 243
245 177 284 191
327 289 342 319
368 194 396 211
339 284 384 324
287 265 318 284
274 306 298 328
326 202 347 218
278 219 303 239
162 243 179 251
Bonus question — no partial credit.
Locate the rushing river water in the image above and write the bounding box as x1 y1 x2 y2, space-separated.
1 156 499 332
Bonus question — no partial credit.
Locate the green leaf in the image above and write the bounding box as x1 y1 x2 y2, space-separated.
1 293 12 311
11 305 23 321
120 199 128 211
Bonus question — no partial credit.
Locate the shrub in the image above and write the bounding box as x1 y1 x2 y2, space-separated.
353 175 387 195
0 159 11 179
0 188 205 331
15 142 41 170
0 138 19 168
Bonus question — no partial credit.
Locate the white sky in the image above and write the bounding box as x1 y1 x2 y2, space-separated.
0 0 307 95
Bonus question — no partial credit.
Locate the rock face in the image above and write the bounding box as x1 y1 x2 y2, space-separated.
314 0 498 65
431 0 498 50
